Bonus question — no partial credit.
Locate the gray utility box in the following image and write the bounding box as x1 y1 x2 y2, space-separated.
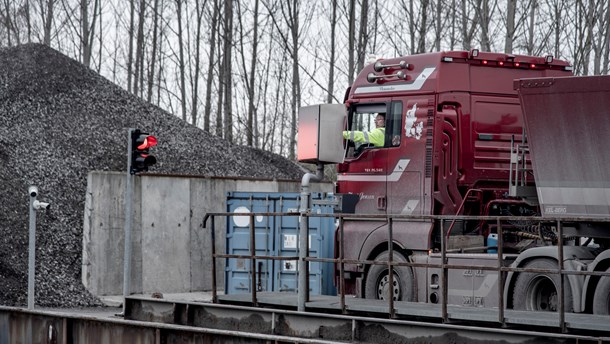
225 192 336 296
297 104 346 164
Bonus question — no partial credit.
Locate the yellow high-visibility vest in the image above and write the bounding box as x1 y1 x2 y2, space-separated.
343 128 385 147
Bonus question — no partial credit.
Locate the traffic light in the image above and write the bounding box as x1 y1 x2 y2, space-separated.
130 129 157 174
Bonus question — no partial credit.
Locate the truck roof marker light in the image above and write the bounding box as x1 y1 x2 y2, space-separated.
530 64 536 68
515 62 520 67
469 49 479 58
498 61 504 66
374 60 411 72
482 60 488 65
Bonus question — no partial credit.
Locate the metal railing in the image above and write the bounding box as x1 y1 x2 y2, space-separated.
203 211 610 333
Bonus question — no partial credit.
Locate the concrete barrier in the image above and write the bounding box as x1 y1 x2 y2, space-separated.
82 171 333 297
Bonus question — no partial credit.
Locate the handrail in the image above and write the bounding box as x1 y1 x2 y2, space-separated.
203 210 610 333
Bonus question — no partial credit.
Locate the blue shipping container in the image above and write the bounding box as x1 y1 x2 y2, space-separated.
225 192 336 296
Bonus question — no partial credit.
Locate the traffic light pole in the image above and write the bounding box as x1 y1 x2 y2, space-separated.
122 128 135 314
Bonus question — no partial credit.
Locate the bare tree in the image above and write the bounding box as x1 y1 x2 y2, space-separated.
80 0 100 67
222 0 233 143
127 0 135 92
190 0 206 126
132 0 146 96
478 0 494 51
204 0 220 133
504 0 516 52
147 0 161 103
356 0 369 72
235 0 260 146
347 0 355 84
590 0 609 74
263 0 303 159
25 0 32 42
525 0 536 54
461 0 481 50
175 0 187 121
327 0 337 104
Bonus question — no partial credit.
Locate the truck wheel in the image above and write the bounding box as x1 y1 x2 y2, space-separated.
593 268 610 315
512 259 573 312
364 251 415 301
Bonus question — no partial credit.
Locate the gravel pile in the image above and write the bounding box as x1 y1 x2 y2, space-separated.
0 43 305 307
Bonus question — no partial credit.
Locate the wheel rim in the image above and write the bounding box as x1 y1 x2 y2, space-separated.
527 276 558 311
376 269 401 301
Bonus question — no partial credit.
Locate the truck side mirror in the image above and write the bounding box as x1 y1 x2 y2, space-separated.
297 104 346 164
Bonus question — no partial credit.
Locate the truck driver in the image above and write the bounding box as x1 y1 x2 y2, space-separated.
342 113 385 147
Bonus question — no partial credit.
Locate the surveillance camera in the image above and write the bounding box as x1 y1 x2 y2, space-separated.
28 186 38 198
33 200 50 210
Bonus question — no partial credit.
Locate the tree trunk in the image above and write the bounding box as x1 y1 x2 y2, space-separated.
25 0 31 42
204 0 220 133
347 0 355 84
147 0 160 103
527 0 536 54
246 0 260 147
176 0 188 121
191 0 205 126
127 0 135 92
44 0 54 46
81 0 90 66
133 0 146 97
356 0 368 72
215 13 224 139
479 0 491 51
327 0 337 104
417 0 429 53
504 0 516 53
434 0 442 51
222 0 234 143
288 0 299 159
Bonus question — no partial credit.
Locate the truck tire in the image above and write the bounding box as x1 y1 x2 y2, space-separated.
593 268 610 315
364 251 415 301
512 258 573 312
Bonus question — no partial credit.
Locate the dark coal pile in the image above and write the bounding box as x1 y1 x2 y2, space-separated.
0 43 305 307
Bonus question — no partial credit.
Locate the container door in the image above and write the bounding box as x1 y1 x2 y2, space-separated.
275 194 326 294
225 195 273 294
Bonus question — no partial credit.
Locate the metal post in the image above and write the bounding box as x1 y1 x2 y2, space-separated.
298 191 310 312
388 218 395 318
557 220 566 332
298 164 324 312
339 216 346 314
28 188 37 310
441 219 448 323
123 128 135 314
250 213 258 306
211 216 218 303
496 218 505 326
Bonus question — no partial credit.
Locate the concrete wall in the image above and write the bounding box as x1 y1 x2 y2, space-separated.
82 171 333 297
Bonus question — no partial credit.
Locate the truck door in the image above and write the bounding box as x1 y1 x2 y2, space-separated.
387 97 434 216
339 103 389 214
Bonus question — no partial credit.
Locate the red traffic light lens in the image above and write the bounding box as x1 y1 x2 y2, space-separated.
136 135 157 150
